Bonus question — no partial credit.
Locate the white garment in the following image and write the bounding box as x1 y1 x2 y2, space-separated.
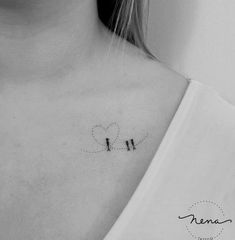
104 79 235 240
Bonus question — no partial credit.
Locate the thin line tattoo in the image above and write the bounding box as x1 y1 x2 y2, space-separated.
81 122 148 153
106 138 111 151
131 139 136 150
125 140 130 151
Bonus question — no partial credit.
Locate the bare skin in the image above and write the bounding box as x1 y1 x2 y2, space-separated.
0 0 189 240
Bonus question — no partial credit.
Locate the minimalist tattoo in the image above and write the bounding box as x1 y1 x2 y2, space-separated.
125 139 136 151
125 140 131 151
106 138 111 151
81 122 148 153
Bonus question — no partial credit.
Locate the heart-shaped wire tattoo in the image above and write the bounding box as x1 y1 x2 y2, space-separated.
81 122 148 153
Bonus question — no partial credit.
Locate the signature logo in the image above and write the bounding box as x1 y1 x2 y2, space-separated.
178 200 232 240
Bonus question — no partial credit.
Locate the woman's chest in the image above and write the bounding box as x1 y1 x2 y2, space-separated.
0 104 158 240
0 82 187 240
0 135 151 240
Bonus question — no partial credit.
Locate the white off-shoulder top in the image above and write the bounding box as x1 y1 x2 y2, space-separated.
103 79 235 240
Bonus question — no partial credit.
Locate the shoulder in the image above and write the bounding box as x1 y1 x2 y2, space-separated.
103 39 190 118
97 37 191 147
101 34 190 104
101 27 189 93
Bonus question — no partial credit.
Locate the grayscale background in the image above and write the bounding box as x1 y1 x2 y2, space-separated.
147 0 235 104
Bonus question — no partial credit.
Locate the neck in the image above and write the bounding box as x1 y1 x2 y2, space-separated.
0 0 105 81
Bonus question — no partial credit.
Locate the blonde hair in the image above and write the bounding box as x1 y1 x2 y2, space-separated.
97 0 157 59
